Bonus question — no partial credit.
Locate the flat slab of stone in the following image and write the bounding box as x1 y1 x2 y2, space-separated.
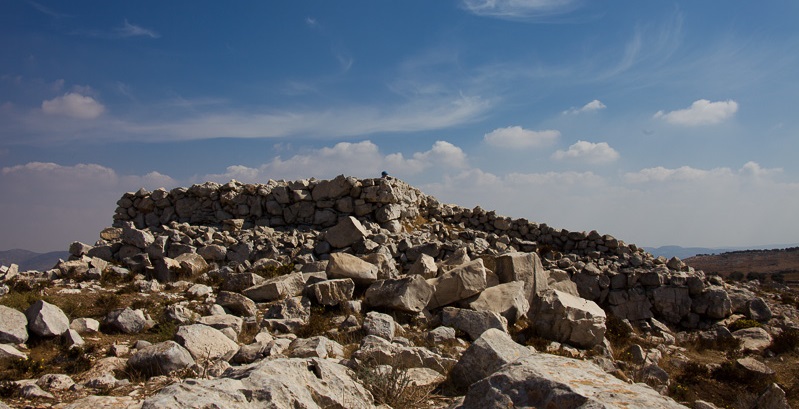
364 275 433 313
458 354 688 409
442 307 508 341
242 272 305 302
326 252 378 285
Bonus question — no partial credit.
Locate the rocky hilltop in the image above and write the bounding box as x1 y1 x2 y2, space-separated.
0 175 796 408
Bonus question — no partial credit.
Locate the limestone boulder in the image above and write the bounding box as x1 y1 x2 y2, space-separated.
142 378 254 409
216 291 257 317
408 253 438 279
105 307 148 334
196 314 244 335
326 252 378 285
457 354 687 409
442 307 508 341
449 328 532 390
308 278 355 306
364 275 433 313
363 311 396 341
175 253 208 277
287 336 345 359
325 216 368 248
175 324 239 362
494 252 548 302
0 305 29 344
221 358 374 409
466 281 529 324
127 341 196 377
427 259 487 310
25 300 69 337
242 272 305 302
652 286 692 324
262 296 311 333
732 327 772 352
70 317 100 334
529 289 606 349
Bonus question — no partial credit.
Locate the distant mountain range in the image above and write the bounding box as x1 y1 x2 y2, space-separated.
0 249 70 272
644 244 799 259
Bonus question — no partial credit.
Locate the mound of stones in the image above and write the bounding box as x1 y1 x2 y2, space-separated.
0 175 795 408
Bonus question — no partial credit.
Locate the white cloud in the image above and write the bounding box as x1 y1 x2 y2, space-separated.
653 99 738 126
202 140 467 184
116 19 160 38
461 0 579 19
562 99 606 115
41 92 105 119
0 162 177 251
483 126 560 148
552 140 620 164
624 162 781 184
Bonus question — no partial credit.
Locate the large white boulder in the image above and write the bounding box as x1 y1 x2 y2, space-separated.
427 259 487 309
458 354 688 409
529 289 606 348
25 300 69 337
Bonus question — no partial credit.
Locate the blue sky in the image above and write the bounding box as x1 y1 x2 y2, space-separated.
1 0 798 252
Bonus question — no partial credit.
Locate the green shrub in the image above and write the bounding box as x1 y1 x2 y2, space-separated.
728 319 762 332
254 263 295 280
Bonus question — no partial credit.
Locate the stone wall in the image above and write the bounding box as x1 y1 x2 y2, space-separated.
113 175 636 261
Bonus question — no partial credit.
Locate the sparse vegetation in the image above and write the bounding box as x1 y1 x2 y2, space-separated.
770 327 799 355
356 357 433 409
728 318 762 332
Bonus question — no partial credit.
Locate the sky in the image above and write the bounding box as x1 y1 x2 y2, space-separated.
1 1 798 252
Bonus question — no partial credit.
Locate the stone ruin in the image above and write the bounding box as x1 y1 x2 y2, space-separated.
0 175 793 408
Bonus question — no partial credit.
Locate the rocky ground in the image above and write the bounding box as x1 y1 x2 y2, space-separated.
0 175 796 408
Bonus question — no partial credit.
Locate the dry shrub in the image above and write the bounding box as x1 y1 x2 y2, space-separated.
770 327 799 355
356 357 433 408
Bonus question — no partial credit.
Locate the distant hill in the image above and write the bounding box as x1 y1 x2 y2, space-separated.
0 249 69 271
644 243 799 259
684 247 799 285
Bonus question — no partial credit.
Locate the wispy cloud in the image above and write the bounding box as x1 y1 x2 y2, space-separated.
4 94 492 143
460 0 581 20
552 140 619 164
653 99 738 126
27 1 70 18
483 126 559 148
116 19 160 38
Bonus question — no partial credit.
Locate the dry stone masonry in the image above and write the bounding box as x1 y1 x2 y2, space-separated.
1 175 795 408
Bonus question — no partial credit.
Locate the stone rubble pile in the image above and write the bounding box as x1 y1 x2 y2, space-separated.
0 175 795 409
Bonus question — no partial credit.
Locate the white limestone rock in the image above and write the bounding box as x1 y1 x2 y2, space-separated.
128 340 196 377
326 252 379 285
0 305 29 344
364 275 434 313
25 300 69 337
529 289 606 349
457 353 688 409
427 259 487 310
175 324 240 362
